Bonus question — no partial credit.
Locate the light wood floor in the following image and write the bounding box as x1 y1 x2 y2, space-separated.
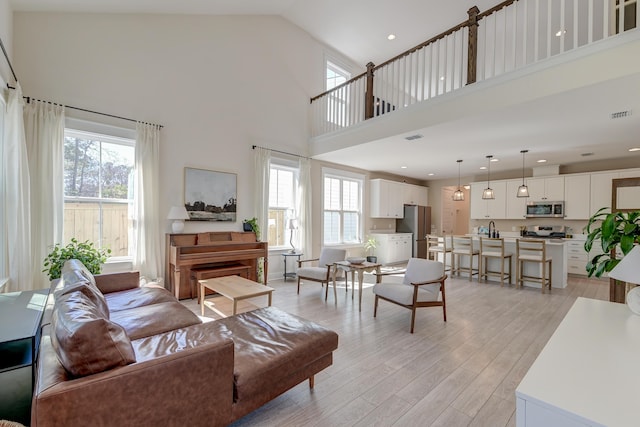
182 273 609 427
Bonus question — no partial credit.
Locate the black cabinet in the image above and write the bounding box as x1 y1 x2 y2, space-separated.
0 288 49 425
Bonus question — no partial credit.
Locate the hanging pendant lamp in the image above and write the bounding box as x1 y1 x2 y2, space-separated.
517 149 530 198
482 155 495 199
453 160 465 201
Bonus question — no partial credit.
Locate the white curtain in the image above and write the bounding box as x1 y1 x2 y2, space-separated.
297 157 312 255
253 147 271 241
24 99 65 290
133 122 163 282
3 84 33 292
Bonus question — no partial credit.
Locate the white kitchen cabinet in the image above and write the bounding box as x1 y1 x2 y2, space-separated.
505 179 527 219
589 171 620 216
563 174 591 219
566 239 588 276
370 179 404 218
470 181 506 219
402 183 429 206
526 176 565 201
374 233 412 265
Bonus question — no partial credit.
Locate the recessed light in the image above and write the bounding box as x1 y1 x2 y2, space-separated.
555 29 566 37
537 159 547 163
480 166 487 170
401 166 408 169
463 185 471 190
387 34 396 40
439 76 445 81
490 158 499 162
427 173 435 176
629 148 640 152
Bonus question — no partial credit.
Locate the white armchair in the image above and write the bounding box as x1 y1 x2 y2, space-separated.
296 248 347 300
372 258 447 333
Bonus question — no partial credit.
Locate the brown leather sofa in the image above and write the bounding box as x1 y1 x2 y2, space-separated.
32 260 338 427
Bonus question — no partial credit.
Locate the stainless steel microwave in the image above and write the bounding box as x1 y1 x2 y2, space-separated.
525 201 565 218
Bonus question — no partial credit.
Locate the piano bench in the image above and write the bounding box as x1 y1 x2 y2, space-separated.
190 264 253 300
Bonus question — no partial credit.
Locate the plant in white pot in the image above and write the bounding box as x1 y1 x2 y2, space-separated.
364 235 378 263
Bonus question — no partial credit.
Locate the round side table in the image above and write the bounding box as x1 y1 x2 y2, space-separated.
282 252 303 281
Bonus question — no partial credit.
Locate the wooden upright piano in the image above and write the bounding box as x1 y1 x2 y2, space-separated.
166 232 268 300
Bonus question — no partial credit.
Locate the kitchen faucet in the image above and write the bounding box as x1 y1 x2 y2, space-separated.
488 221 495 237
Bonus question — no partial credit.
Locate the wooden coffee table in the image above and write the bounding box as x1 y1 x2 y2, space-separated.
199 275 275 317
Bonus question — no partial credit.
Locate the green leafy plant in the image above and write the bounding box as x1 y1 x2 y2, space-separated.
243 217 261 240
43 238 111 281
364 235 378 255
584 208 640 277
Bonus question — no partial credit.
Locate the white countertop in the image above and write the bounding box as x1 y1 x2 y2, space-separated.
465 234 566 246
516 297 640 426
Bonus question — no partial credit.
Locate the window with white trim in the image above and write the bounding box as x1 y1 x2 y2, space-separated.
326 60 351 127
268 161 299 249
323 169 363 245
64 129 135 259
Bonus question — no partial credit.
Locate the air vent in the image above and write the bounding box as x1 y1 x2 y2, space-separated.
611 110 632 119
405 134 423 141
581 152 594 157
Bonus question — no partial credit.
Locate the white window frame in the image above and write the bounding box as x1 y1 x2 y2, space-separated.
322 167 364 246
268 159 299 251
0 95 6 285
63 127 135 262
325 59 352 128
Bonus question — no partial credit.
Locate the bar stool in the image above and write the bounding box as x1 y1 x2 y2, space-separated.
427 234 453 273
479 237 512 286
452 236 479 281
516 239 552 293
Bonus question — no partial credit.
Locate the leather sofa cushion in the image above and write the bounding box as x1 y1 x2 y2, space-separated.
105 286 176 312
216 307 339 402
110 301 201 340
62 258 98 287
51 290 136 377
52 261 110 319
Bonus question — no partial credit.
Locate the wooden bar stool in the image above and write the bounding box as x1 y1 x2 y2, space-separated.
427 234 453 273
516 239 552 293
452 236 479 281
479 237 512 286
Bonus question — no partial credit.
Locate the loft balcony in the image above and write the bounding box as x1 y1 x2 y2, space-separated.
309 0 640 164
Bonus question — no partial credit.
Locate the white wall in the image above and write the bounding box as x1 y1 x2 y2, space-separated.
12 12 342 276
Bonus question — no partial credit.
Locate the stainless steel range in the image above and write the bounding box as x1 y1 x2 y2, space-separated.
523 225 566 239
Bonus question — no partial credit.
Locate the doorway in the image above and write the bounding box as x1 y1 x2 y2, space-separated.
441 186 470 235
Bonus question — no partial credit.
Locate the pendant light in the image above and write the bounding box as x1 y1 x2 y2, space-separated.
482 155 495 199
453 160 465 201
517 149 530 197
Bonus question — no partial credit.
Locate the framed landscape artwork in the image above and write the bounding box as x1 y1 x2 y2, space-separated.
184 167 237 222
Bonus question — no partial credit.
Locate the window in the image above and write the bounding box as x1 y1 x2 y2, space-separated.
323 169 363 245
268 162 298 249
326 60 351 127
0 100 5 282
64 129 135 259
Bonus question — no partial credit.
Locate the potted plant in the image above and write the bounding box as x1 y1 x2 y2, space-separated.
243 217 261 240
43 238 111 281
584 208 640 277
364 235 378 263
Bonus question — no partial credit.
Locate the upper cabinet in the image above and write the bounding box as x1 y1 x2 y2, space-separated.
505 179 527 219
590 169 640 216
564 174 591 220
370 179 404 218
403 183 429 206
526 176 565 201
470 181 507 219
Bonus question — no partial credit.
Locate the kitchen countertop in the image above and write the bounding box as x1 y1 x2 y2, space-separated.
466 234 567 246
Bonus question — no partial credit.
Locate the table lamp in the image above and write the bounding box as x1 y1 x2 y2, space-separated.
608 245 640 315
167 206 190 233
288 218 299 253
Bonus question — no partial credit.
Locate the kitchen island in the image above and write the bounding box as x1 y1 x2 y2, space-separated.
455 234 568 288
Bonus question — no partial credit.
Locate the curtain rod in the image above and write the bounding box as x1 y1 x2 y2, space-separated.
0 35 18 84
252 145 310 160
6 87 163 129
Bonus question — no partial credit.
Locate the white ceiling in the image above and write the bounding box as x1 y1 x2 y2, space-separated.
10 0 640 180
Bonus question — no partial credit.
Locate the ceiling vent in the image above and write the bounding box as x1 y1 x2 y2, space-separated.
611 110 632 119
404 134 423 141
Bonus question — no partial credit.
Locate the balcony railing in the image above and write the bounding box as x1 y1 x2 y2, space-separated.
310 0 638 137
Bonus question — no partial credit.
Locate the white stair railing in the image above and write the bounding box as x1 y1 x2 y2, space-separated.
310 0 638 137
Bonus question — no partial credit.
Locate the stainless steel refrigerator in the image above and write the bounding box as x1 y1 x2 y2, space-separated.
396 205 431 259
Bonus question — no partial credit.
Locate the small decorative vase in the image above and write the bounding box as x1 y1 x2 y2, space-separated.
366 256 377 263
